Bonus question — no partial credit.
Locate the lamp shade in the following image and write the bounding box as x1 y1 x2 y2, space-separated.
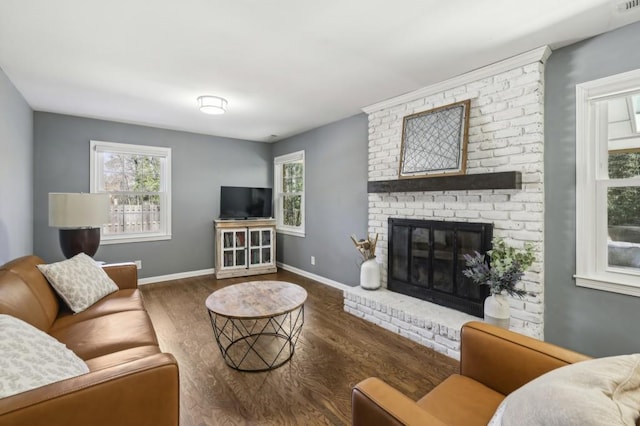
49 193 109 228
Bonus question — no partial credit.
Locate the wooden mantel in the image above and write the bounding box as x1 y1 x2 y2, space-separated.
367 171 521 193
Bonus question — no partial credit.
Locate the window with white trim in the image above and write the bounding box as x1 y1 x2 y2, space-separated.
90 140 171 244
274 150 305 237
576 70 640 297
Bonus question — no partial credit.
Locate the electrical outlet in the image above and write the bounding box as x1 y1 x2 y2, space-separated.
134 260 142 270
311 256 316 266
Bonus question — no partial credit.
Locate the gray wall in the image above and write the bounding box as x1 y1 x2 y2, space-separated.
0 68 33 264
34 112 272 278
273 114 368 286
545 21 640 356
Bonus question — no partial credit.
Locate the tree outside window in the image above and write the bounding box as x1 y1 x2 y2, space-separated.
607 151 640 270
608 152 640 228
282 162 303 227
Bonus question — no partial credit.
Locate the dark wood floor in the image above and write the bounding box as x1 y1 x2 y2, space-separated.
140 270 458 426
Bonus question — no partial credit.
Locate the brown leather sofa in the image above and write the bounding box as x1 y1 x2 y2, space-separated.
352 321 590 426
0 255 179 426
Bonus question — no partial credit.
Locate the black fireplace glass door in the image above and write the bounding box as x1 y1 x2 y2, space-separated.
433 229 454 293
390 225 409 282
387 218 492 318
457 230 482 299
411 228 430 287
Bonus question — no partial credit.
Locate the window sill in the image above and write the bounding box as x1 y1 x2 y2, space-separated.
101 234 172 245
574 274 640 298
276 228 305 238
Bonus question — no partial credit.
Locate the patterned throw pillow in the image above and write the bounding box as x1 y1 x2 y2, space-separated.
37 253 119 313
488 354 640 426
0 314 89 398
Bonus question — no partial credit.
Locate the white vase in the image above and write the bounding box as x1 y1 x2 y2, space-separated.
484 293 510 329
360 258 380 290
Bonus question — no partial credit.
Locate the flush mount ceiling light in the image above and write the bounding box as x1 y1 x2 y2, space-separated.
197 95 228 115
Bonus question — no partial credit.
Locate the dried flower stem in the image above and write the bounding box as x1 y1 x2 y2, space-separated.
351 233 378 261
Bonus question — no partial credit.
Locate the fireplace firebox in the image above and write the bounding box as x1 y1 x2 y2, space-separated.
388 218 493 317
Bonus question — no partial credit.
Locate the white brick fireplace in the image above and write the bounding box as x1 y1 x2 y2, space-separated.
344 46 550 359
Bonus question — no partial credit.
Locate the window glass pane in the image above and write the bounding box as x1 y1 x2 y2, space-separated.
607 186 640 270
103 171 124 191
104 193 161 235
283 162 303 193
138 156 161 192
609 152 640 179
108 155 155 192
283 194 301 226
143 195 160 232
120 156 139 190
103 153 124 173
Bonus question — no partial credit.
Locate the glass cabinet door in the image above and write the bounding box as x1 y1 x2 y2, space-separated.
247 227 273 267
221 228 247 269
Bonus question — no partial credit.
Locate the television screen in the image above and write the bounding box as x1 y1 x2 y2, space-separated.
219 186 273 219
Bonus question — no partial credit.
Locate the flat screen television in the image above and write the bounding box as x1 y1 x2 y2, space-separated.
219 186 273 219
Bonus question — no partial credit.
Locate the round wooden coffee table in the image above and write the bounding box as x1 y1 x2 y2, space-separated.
205 281 307 372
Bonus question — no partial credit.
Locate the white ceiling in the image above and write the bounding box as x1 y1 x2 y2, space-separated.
1 1 639 142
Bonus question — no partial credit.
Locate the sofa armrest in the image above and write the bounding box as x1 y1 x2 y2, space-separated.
102 262 138 290
0 353 179 426
353 378 447 426
460 321 591 395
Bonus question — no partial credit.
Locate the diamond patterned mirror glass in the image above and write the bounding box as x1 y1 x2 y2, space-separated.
399 99 470 178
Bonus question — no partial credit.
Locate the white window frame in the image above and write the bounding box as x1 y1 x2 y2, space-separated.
90 140 172 244
575 69 640 297
274 150 305 237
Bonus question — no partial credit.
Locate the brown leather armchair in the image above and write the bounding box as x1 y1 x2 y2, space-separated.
352 321 590 426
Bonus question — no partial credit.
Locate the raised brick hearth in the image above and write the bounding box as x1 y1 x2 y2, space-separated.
344 287 475 360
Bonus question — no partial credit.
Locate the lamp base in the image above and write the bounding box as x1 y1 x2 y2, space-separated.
59 228 101 259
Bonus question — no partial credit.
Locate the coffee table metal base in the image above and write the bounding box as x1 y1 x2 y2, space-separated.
208 306 304 372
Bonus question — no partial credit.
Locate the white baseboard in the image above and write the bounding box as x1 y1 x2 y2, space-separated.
276 262 352 292
138 263 354 293
138 268 215 285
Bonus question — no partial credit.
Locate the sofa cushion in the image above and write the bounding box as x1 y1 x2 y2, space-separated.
37 253 118 314
49 310 159 360
84 345 161 371
51 289 144 330
416 374 504 426
489 354 640 426
0 314 89 398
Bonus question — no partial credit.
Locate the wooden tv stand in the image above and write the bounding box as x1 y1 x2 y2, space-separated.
214 218 277 279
